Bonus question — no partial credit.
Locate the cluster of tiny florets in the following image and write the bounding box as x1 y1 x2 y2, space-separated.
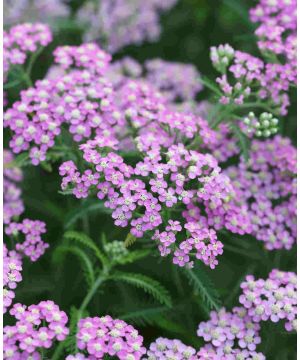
226 136 296 250
3 245 23 314
77 0 178 53
4 301 69 358
143 337 198 359
5 219 48 262
242 112 279 138
249 0 296 74
3 0 69 26
4 23 52 78
76 315 146 359
210 44 294 115
4 43 117 165
239 270 297 332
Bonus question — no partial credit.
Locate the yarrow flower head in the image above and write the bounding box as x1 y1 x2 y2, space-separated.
5 219 48 262
3 245 23 314
4 23 52 78
3 0 69 26
226 136 296 250
77 0 178 53
4 300 69 358
242 112 279 138
239 270 297 332
211 44 293 115
143 337 199 359
76 315 146 359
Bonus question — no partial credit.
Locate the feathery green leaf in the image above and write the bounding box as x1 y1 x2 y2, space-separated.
63 230 108 266
183 264 221 312
111 272 172 307
124 233 137 248
54 245 95 288
64 199 112 229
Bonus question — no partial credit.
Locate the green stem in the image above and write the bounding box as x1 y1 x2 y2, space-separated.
51 273 107 360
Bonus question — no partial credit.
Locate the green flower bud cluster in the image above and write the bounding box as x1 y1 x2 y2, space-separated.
104 240 128 262
243 112 278 137
210 44 235 73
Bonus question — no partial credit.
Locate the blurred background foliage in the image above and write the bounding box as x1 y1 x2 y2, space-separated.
4 0 296 358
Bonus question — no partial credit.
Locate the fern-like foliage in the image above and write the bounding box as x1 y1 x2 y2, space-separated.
54 245 95 289
120 306 169 326
110 272 172 307
124 233 137 247
117 249 151 265
63 230 107 266
183 264 221 312
63 307 80 355
64 199 112 229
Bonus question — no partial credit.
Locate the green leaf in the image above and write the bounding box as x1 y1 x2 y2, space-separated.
54 245 95 288
183 264 221 312
111 272 172 307
4 152 29 168
64 199 112 229
63 230 108 267
120 306 169 326
117 249 151 265
230 123 250 162
124 233 137 248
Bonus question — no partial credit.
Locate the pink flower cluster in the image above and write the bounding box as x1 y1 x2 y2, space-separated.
3 0 69 26
4 23 52 78
59 132 251 269
4 43 117 165
108 57 203 103
4 150 24 224
250 0 296 76
239 270 297 332
3 245 23 314
77 0 178 53
143 337 199 359
211 44 294 115
197 270 297 359
76 315 146 359
144 59 203 101
4 301 69 358
226 136 296 250
5 219 48 262
4 150 48 262
197 307 264 359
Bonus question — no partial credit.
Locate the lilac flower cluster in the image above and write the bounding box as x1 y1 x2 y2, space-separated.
143 337 199 359
4 150 24 225
239 270 297 332
59 129 252 269
197 270 297 359
4 301 69 358
226 136 296 250
77 0 178 53
3 0 69 26
4 150 48 262
76 315 146 359
4 23 52 79
210 44 294 115
249 0 296 75
108 57 203 103
4 43 117 165
144 59 203 101
197 307 264 359
3 245 23 314
5 219 48 262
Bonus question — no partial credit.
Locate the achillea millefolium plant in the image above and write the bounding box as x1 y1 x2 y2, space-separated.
3 0 296 359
